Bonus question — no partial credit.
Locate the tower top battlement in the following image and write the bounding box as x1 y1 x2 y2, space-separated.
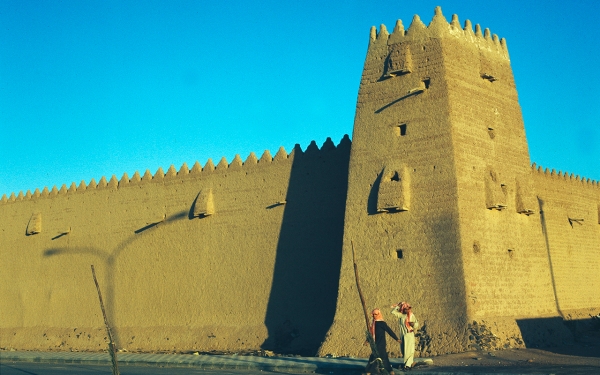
369 6 509 60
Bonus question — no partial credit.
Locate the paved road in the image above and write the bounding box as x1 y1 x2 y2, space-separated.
0 351 371 374
2 339 599 375
1 362 309 375
3 359 600 375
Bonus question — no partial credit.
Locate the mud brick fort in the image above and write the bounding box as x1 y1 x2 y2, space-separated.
1 7 599 357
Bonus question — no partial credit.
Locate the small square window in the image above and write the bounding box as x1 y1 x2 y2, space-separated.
395 124 407 136
396 249 404 259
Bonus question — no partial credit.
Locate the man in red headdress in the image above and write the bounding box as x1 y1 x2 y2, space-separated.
391 302 418 370
364 308 400 374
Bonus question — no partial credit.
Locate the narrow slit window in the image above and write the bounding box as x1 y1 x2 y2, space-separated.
396 249 404 259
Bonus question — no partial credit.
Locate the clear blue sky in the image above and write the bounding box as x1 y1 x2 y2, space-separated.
1 1 598 196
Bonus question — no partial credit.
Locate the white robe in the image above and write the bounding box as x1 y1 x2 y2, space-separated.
391 307 416 368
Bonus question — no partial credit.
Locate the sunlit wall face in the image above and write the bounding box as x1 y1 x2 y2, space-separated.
1 1 598 198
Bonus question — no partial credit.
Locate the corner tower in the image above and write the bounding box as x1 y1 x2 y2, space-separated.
319 7 559 357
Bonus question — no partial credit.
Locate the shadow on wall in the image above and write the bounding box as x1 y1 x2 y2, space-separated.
516 317 574 349
537 197 562 316
367 171 383 215
516 316 600 358
429 212 470 355
43 210 188 347
563 315 600 337
261 137 351 356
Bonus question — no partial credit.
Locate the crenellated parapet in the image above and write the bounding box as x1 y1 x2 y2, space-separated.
531 162 599 188
368 6 509 60
0 135 351 205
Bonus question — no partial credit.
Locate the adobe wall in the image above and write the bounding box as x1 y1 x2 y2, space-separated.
319 11 471 358
441 14 599 349
440 14 566 349
532 168 600 318
456 169 600 350
319 7 599 358
0 138 350 355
